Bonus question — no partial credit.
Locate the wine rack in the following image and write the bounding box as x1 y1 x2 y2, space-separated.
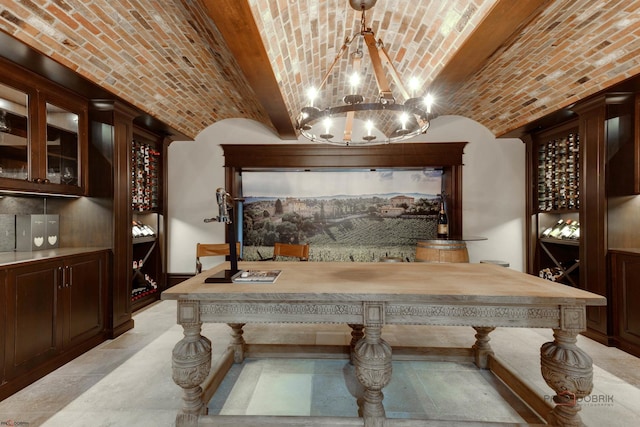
130 128 164 311
531 122 581 288
131 215 161 309
537 132 580 211
536 213 580 287
131 139 161 212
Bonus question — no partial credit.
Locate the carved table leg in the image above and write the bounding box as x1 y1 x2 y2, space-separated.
541 328 593 427
472 326 495 369
348 323 364 364
353 302 392 427
172 322 212 427
227 323 246 363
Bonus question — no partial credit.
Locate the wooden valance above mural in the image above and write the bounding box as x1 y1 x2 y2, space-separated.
220 142 468 239
220 142 467 169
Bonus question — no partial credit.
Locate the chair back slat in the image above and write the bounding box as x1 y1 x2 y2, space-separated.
196 242 241 273
273 242 309 261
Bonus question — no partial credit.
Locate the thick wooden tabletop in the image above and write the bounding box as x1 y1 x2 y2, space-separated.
162 261 606 307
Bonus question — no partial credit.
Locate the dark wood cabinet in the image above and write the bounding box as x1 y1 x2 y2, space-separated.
1 36 181 401
526 92 638 347
611 250 640 357
90 103 168 332
0 59 89 196
4 259 63 383
527 93 635 344
0 250 108 400
63 253 107 348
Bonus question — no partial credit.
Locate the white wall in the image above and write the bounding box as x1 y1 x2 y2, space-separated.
423 116 526 270
167 116 525 273
168 119 287 273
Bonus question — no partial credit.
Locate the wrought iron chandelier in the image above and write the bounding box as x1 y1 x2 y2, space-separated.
296 0 434 146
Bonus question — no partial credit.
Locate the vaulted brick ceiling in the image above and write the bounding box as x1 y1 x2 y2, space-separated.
1 0 639 140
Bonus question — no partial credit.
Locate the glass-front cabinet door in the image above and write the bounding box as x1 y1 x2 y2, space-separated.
46 102 79 187
0 82 29 182
0 67 87 195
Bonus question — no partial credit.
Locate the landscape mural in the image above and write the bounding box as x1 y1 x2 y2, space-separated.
240 169 443 262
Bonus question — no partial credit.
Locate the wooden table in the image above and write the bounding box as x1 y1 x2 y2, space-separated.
162 261 606 427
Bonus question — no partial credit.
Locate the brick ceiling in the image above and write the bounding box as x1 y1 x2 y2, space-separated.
1 0 640 140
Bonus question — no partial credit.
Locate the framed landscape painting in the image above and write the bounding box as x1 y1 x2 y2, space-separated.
240 169 443 262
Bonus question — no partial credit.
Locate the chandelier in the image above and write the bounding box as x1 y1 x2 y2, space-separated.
296 0 435 146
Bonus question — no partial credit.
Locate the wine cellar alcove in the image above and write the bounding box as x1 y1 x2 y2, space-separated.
525 85 640 350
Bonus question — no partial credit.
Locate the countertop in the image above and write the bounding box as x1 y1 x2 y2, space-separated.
0 247 111 267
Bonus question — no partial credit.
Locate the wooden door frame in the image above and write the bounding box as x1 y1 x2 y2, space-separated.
220 142 467 238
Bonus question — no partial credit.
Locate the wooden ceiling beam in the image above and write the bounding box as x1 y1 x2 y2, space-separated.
430 0 551 98
201 0 298 139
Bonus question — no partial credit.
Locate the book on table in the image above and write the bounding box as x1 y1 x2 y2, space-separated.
231 269 281 283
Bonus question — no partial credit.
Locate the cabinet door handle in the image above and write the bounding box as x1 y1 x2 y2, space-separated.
65 265 71 287
58 266 63 289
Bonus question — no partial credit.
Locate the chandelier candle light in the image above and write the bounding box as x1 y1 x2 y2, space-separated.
296 0 435 146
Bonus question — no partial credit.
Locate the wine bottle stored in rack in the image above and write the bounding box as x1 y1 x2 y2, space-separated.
131 139 160 211
537 133 579 211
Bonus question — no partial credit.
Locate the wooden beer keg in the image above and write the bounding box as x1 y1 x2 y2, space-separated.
415 239 469 263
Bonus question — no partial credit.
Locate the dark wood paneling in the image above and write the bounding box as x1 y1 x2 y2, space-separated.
608 196 640 250
446 164 464 239
111 103 136 336
607 94 640 250
611 250 640 357
524 133 536 275
221 143 467 169
636 94 640 195
0 269 6 383
90 101 138 337
573 98 608 339
167 273 194 288
606 94 635 197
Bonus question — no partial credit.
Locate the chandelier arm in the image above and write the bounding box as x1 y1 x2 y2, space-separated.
344 110 355 142
343 47 363 143
316 36 353 92
378 42 411 100
363 32 394 103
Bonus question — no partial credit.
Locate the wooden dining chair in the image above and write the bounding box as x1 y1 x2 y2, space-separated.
196 242 241 273
272 242 309 261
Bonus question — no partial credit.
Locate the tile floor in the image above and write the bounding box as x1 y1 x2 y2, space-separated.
1 300 639 426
